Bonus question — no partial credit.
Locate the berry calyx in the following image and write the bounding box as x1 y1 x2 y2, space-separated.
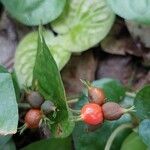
41 100 56 115
102 102 135 121
25 109 43 129
27 91 44 108
81 103 103 125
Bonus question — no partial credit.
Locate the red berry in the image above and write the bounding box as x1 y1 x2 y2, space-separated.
81 103 103 125
88 87 105 105
102 102 135 121
25 109 43 129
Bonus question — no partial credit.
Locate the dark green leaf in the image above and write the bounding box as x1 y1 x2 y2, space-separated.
134 85 150 120
0 73 18 135
14 30 71 88
33 28 74 137
107 0 150 24
21 137 71 150
73 94 132 150
11 71 20 101
84 78 126 103
139 119 150 147
0 65 8 73
121 132 147 150
1 0 66 25
0 139 16 150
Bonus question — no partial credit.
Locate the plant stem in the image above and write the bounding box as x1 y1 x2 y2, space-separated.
80 79 91 88
18 103 31 109
67 98 79 104
69 108 81 114
104 124 133 150
125 92 136 98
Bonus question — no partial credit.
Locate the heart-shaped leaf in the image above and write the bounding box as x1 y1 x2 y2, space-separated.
0 73 18 135
107 0 150 24
51 0 115 52
0 0 66 26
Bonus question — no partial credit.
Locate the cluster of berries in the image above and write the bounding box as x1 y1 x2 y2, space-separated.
20 81 134 133
23 91 56 130
80 81 134 125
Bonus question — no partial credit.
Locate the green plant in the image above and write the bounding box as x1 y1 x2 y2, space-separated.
107 0 150 24
0 0 150 149
1 28 149 150
0 0 66 25
14 30 71 88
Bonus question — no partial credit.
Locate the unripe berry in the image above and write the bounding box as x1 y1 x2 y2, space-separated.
41 100 56 115
80 79 105 105
102 102 135 121
88 87 105 105
27 91 44 108
25 109 43 129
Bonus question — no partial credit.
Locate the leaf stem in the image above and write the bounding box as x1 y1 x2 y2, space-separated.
67 98 79 104
125 92 136 98
69 108 81 114
18 103 31 109
104 123 133 150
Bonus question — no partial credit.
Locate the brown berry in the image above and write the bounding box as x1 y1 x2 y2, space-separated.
27 91 44 108
102 102 135 121
88 87 105 105
25 109 43 128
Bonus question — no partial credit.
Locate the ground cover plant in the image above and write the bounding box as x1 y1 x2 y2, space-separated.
0 0 150 150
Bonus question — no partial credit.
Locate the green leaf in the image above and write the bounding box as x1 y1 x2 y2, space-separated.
11 71 20 101
73 94 132 150
33 28 74 138
107 0 150 24
139 119 150 147
21 137 71 150
14 30 71 88
0 139 16 150
0 135 11 146
134 85 150 120
121 132 147 150
51 0 115 52
0 73 18 135
88 78 126 103
0 65 8 73
0 0 66 26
